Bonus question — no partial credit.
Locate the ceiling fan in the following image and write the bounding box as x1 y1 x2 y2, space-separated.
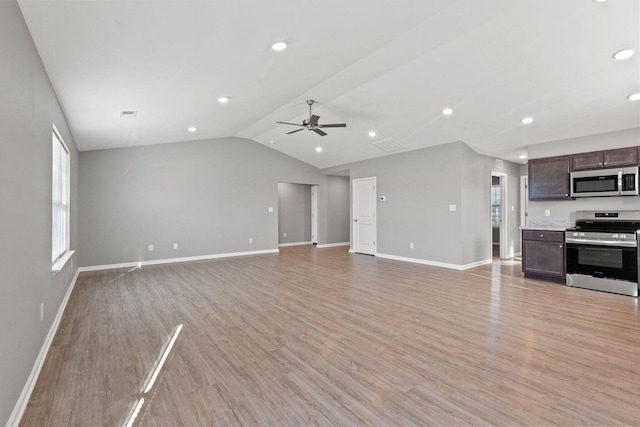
277 100 347 136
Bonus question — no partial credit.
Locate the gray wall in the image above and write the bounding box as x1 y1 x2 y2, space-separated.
278 183 311 244
324 141 521 267
0 2 79 424
460 143 521 264
78 137 350 267
325 175 350 243
524 128 640 224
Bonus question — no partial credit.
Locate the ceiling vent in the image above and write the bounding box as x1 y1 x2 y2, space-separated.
120 110 137 118
372 138 406 153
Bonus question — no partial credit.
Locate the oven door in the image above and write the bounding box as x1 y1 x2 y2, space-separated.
566 242 638 282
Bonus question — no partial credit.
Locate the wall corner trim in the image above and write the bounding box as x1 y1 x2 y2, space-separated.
6 268 80 427
375 253 492 271
77 249 280 272
315 242 350 248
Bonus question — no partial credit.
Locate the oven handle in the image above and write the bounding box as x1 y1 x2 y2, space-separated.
565 238 637 247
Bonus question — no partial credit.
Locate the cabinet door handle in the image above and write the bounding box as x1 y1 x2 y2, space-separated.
540 234 544 238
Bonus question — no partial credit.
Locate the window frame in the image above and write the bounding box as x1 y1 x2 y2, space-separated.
52 124 71 268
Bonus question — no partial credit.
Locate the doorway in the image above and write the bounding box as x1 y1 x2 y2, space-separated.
277 183 313 246
353 177 376 255
491 173 507 259
311 185 318 244
520 175 528 229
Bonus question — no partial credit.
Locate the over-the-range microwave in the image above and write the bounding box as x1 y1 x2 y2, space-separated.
570 166 639 197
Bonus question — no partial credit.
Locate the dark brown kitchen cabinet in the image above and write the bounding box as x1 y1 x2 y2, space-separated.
571 151 603 170
571 147 638 170
522 230 565 282
603 147 637 168
528 156 571 200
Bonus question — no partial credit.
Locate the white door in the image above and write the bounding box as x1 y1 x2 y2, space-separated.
311 185 318 244
353 177 376 255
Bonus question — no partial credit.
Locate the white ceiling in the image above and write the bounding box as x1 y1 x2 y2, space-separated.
18 0 640 169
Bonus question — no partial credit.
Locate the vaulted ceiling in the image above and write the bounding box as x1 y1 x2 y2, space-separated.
18 0 640 169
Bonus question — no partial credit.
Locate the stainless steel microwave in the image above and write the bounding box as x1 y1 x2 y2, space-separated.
570 166 639 197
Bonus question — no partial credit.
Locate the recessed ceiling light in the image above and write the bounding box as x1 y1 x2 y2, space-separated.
628 92 640 101
613 49 635 61
187 127 197 133
315 146 323 152
368 131 377 137
519 155 528 159
442 108 453 115
269 140 275 145
271 42 287 51
217 96 230 103
521 117 534 125
593 0 607 3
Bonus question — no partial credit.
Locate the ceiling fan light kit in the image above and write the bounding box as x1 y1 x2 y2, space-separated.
276 100 347 136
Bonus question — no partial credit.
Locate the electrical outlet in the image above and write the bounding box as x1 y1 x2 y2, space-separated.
173 243 178 249
268 207 273 213
449 204 457 212
283 232 287 237
40 303 44 321
249 238 253 244
410 242 414 249
148 244 154 252
545 209 551 217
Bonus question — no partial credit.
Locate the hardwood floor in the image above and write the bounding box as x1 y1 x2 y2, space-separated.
20 245 640 426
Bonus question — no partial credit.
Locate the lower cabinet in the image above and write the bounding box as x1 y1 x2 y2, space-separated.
522 230 565 282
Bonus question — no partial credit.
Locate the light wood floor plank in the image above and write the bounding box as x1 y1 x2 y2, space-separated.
19 245 640 426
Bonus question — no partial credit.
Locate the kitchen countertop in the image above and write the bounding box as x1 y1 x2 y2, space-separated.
521 226 569 231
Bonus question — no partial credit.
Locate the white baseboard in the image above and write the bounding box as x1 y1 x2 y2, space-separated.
376 253 492 271
316 242 350 248
78 249 280 272
278 241 312 247
7 268 80 427
348 249 356 254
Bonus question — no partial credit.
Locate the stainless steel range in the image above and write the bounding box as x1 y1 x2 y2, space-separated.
566 211 640 297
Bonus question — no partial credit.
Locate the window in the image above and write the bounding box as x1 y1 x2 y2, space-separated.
52 124 70 264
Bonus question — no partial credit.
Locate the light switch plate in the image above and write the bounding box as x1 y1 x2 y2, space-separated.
449 204 456 211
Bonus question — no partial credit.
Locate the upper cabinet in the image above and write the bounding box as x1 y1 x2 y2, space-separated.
529 156 571 200
572 147 638 171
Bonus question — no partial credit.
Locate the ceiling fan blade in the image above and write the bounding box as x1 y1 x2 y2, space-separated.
276 121 304 127
309 115 320 125
313 128 327 136
317 123 347 128
286 128 304 135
